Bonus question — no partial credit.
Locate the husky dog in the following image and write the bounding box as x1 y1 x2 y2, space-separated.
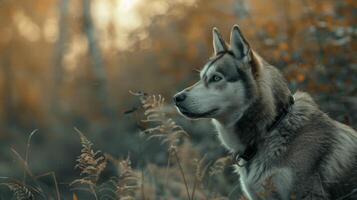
173 25 357 199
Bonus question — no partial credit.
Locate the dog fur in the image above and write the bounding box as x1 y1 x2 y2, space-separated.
173 25 357 199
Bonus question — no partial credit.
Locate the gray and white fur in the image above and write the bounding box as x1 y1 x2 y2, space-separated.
173 25 357 200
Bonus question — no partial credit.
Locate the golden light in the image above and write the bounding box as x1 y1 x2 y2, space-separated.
116 0 141 30
92 0 142 49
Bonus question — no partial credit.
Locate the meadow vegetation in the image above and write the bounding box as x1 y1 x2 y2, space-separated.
0 0 355 199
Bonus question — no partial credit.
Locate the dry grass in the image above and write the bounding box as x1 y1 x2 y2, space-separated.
209 156 233 177
131 91 189 149
132 92 231 200
70 129 140 200
0 130 60 200
132 91 193 199
1 93 247 199
70 128 108 199
106 154 140 200
3 92 349 199
72 128 107 185
0 181 35 200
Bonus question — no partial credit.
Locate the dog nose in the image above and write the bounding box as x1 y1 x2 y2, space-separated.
174 93 187 104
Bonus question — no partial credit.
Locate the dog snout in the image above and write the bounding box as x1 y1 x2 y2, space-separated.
173 92 187 104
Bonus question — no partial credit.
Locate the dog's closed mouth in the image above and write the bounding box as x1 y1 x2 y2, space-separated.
180 108 219 118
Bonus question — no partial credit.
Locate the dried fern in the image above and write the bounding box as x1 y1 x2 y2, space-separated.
71 128 141 200
1 182 35 200
96 180 117 200
71 128 107 191
191 155 209 200
106 155 140 200
131 91 188 149
209 156 233 177
194 156 209 184
132 91 193 200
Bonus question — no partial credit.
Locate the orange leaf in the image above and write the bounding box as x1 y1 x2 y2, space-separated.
279 42 289 51
297 74 305 82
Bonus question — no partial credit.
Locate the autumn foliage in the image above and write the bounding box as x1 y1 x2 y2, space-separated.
0 0 355 199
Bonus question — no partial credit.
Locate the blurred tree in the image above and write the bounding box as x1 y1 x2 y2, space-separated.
1 46 16 129
82 0 109 115
52 0 70 116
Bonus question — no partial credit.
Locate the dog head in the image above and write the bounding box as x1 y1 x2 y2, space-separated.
174 25 260 121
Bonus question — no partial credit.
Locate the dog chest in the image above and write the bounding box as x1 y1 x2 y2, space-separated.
236 164 294 200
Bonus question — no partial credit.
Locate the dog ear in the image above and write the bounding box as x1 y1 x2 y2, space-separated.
212 27 228 55
230 25 251 60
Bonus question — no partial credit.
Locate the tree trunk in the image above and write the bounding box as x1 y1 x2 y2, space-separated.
2 49 16 129
82 0 109 114
52 0 69 115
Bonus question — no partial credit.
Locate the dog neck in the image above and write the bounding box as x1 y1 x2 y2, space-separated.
214 63 293 158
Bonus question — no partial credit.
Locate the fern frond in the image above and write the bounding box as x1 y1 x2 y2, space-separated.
71 128 107 188
132 92 188 149
194 155 209 183
209 156 232 177
105 154 140 200
97 180 118 200
1 182 35 200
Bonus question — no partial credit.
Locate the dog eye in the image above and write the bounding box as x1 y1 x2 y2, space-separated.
211 75 222 82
